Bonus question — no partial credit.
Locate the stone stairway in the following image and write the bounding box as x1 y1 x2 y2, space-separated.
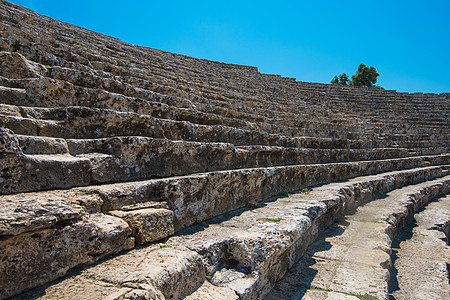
0 1 449 299
266 175 450 300
389 194 450 300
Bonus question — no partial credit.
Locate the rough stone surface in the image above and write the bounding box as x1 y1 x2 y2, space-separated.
390 194 450 300
0 213 133 299
22 245 205 300
266 176 450 300
184 280 239 300
0 51 46 79
0 127 22 154
0 1 449 299
167 169 449 299
0 153 91 194
17 134 69 154
0 190 89 235
109 208 175 244
16 276 165 300
82 158 449 230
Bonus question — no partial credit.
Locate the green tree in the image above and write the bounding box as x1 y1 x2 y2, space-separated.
331 73 349 85
331 64 381 88
349 63 379 87
331 75 339 85
338 73 349 85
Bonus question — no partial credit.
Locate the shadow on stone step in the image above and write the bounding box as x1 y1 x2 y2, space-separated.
388 216 416 296
267 221 348 299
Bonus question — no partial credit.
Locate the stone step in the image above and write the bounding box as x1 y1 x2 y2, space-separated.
0 63 370 139
266 176 450 300
389 194 450 299
0 5 446 125
17 134 69 154
2 104 448 151
46 64 448 135
12 245 203 300
0 128 91 194
168 173 450 299
3 66 446 139
16 133 444 182
66 137 415 184
0 2 449 300
2 33 446 116
8 165 449 299
0 105 377 149
0 50 446 139
4 126 448 194
79 158 450 230
0 183 141 299
2 72 439 142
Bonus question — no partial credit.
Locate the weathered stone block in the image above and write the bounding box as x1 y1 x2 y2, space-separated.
109 208 175 244
0 153 91 194
0 190 89 236
0 213 133 299
27 245 206 300
17 276 165 300
0 51 47 79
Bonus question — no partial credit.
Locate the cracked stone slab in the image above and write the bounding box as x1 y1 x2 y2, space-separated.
15 276 164 300
0 213 133 299
267 175 450 300
0 153 91 194
0 190 103 236
23 245 206 300
109 208 175 244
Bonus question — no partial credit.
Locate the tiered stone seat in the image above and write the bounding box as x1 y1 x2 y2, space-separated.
0 1 449 299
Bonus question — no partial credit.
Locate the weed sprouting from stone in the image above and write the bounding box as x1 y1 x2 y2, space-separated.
268 217 285 222
159 243 172 248
346 293 379 300
299 188 311 194
278 191 291 197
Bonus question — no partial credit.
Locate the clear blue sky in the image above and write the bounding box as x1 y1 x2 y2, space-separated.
8 0 450 93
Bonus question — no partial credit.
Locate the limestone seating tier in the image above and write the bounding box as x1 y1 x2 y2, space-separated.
0 127 447 195
0 58 441 142
0 104 394 149
0 1 449 299
0 77 446 145
390 194 450 299
267 175 450 300
0 7 446 122
2 0 446 145
1 103 448 152
1 7 448 139
0 46 442 144
2 116 449 195
0 47 444 139
7 166 449 299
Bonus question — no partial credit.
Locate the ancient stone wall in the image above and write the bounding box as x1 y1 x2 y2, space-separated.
0 1 449 299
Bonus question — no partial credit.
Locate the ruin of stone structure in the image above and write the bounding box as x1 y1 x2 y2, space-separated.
0 1 449 299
